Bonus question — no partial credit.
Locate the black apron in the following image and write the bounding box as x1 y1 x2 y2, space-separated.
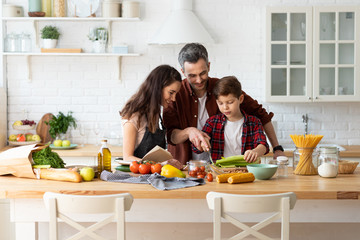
133 116 166 159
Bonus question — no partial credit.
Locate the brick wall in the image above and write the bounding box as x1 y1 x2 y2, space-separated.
4 0 360 146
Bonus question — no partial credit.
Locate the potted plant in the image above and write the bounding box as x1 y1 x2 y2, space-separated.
88 27 108 53
41 25 61 49
45 111 77 140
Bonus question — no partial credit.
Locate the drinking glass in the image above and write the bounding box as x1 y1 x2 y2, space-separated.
79 124 86 147
93 123 100 145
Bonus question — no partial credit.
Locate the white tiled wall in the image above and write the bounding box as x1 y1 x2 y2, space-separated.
3 0 360 146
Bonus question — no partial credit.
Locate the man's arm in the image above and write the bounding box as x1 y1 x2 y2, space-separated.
171 127 210 152
263 121 285 159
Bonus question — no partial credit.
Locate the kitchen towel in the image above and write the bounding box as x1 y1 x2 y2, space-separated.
100 171 205 190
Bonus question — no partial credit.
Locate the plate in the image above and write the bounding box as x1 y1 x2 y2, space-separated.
68 0 99 17
49 144 78 150
8 140 41 146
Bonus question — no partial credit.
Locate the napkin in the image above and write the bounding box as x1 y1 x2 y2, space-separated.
100 171 205 190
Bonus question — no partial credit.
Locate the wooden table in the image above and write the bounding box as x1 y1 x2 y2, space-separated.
1 169 360 240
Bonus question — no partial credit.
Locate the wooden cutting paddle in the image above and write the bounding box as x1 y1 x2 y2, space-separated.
36 113 54 144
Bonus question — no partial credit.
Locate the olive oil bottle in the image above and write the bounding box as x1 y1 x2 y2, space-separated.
97 139 111 175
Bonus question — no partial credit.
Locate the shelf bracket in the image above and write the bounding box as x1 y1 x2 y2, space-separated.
26 55 32 82
33 20 39 48
117 56 122 82
106 20 112 48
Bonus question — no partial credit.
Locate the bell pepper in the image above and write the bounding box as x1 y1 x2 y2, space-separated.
160 164 186 178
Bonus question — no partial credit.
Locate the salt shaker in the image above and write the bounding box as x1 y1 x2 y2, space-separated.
277 156 288 177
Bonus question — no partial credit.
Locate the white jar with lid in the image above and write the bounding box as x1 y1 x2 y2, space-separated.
122 1 140 18
102 0 121 18
318 147 338 178
276 156 288 177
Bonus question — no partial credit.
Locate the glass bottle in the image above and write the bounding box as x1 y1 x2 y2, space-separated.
318 147 338 178
97 139 112 175
42 0 52 17
276 156 288 177
293 147 319 175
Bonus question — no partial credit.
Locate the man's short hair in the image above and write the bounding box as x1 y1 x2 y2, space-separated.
178 43 209 70
213 76 243 99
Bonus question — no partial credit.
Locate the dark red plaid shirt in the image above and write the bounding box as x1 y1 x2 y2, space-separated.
192 111 269 161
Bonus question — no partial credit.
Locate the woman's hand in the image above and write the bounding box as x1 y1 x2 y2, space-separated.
244 150 259 162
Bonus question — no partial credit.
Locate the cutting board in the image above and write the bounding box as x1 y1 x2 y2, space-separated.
36 113 54 144
40 48 82 53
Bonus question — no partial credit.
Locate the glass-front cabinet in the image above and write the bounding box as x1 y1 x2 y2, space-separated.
266 6 360 102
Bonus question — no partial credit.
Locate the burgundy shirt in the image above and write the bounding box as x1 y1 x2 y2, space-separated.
163 77 274 165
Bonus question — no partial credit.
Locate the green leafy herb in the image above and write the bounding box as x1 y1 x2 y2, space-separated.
32 146 65 168
45 111 77 139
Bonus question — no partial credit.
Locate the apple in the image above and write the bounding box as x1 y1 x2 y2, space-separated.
26 133 33 141
32 134 41 141
62 140 71 147
13 121 23 126
9 134 17 141
53 139 63 147
16 134 26 142
80 167 95 181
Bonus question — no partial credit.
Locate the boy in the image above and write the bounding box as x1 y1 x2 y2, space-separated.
192 76 269 162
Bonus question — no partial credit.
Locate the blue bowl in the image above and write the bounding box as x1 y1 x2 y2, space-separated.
247 164 278 180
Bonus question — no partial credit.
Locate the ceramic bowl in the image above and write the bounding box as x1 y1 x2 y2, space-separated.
28 12 45 17
246 164 278 180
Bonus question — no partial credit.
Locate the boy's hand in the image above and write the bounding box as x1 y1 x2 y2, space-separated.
188 127 211 152
244 150 259 162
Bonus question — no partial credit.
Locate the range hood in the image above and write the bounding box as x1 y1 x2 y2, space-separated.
148 0 215 45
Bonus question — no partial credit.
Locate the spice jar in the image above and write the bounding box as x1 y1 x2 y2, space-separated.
293 147 319 175
318 147 338 178
276 156 288 177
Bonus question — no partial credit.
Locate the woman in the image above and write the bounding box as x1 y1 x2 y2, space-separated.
120 65 182 161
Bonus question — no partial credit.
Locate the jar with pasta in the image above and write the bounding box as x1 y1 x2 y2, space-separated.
53 0 66 17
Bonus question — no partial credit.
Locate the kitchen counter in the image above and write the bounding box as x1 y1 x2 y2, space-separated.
1 169 359 200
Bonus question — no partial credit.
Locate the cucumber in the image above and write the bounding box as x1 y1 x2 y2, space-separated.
115 165 131 172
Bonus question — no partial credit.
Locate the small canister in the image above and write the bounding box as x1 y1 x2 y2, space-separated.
102 0 121 18
276 156 288 177
318 147 339 178
122 1 140 18
5 33 20 52
3 4 24 17
28 0 42 12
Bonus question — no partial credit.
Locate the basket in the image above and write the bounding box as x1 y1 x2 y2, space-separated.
338 160 359 174
12 124 36 131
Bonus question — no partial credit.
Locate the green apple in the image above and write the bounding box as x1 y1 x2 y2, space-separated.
32 134 41 141
53 139 63 147
26 134 33 141
9 134 17 141
80 167 95 181
62 140 71 147
13 120 23 126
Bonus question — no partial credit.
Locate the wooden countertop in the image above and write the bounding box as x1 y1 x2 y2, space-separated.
0 169 359 200
1 145 360 158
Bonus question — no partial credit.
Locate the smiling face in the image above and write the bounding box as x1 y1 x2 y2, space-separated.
216 94 244 122
162 81 181 108
182 58 210 97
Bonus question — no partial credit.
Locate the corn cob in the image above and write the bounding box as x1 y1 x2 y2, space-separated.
228 173 255 184
216 173 243 183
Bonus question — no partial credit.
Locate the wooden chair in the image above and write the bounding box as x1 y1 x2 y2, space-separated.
206 192 297 240
43 192 133 240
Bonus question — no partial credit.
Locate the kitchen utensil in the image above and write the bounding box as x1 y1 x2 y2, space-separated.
207 151 214 165
246 164 278 180
36 113 54 144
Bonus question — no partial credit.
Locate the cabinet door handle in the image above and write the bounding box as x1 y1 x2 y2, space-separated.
315 96 318 99
308 97 311 100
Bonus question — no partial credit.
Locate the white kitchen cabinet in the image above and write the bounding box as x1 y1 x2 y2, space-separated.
266 6 360 102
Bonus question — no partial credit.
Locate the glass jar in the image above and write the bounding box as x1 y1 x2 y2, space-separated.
19 33 31 52
5 33 20 52
276 156 288 177
53 0 66 17
318 147 338 178
293 147 319 175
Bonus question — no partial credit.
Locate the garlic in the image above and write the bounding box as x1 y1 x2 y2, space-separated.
318 163 337 178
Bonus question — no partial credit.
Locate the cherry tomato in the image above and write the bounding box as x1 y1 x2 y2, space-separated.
207 173 213 182
130 161 140 173
189 170 197 177
197 174 205 179
139 163 151 174
151 163 162 174
200 166 205 172
194 167 200 173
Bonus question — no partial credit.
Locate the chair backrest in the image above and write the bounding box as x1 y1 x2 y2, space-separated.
43 192 134 240
206 191 297 240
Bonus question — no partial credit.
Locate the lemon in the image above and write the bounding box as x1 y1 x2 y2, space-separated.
32 165 51 169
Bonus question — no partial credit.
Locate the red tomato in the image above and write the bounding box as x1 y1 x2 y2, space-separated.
130 161 140 173
197 174 205 179
200 166 205 172
17 134 26 142
193 167 200 173
151 163 162 174
139 163 151 174
189 170 197 177
207 173 213 182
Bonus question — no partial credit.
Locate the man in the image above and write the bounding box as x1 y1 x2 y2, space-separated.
163 43 284 164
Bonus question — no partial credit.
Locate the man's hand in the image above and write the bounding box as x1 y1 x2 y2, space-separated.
273 150 285 159
244 149 259 162
187 127 211 152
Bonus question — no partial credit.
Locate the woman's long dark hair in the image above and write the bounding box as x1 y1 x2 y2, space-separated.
120 65 182 133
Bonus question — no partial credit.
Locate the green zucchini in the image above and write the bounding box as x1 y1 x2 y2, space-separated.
115 165 131 172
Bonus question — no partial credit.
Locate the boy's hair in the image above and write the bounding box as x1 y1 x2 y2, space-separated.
178 43 209 70
213 76 242 99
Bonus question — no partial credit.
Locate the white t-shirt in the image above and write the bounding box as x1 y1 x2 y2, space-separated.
223 118 244 158
192 94 210 160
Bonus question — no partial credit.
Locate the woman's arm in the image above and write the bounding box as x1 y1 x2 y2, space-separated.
122 122 142 162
